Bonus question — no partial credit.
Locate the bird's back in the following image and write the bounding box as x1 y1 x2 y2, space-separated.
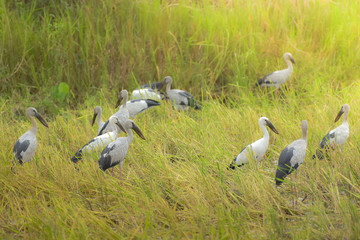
99 138 129 171
13 131 36 164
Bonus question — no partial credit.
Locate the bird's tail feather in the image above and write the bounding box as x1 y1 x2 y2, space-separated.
71 150 83 163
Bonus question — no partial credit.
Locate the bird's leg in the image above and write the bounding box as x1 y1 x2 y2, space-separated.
111 168 115 177
295 171 298 206
119 167 123 180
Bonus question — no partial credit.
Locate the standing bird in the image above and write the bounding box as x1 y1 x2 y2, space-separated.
92 106 105 134
256 52 295 89
229 117 279 169
163 76 201 111
275 120 308 185
13 107 49 164
99 119 146 179
71 116 126 163
313 104 350 160
131 78 167 100
98 90 130 136
119 99 161 119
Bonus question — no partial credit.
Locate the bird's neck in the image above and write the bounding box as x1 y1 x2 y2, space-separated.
97 115 103 126
122 99 127 108
342 111 349 123
260 124 269 139
29 116 38 133
286 59 293 72
166 82 172 92
127 129 134 143
302 129 307 141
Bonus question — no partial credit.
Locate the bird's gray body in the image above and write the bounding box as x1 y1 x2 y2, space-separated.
13 130 36 164
99 137 130 171
256 52 295 88
275 120 307 185
275 140 306 185
98 119 145 175
13 107 48 164
313 104 350 160
163 76 201 111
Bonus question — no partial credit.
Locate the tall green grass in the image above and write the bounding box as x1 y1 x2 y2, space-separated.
1 0 360 239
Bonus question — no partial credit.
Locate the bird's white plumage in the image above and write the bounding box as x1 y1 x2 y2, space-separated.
234 117 278 166
257 52 295 88
119 99 160 118
82 131 118 154
93 106 105 134
131 89 162 101
324 122 349 149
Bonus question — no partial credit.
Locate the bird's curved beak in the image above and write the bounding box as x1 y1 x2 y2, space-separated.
334 108 344 122
35 112 49 128
115 96 123 109
91 113 98 126
116 122 127 133
266 120 279 134
290 56 295 64
132 124 146 140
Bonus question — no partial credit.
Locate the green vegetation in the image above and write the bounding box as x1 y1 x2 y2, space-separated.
1 0 360 239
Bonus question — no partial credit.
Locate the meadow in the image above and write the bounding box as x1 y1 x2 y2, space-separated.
1 0 360 239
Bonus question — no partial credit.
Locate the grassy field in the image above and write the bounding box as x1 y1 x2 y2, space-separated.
1 0 360 239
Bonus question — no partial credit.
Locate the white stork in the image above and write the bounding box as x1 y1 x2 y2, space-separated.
98 119 146 179
92 106 105 134
256 52 295 88
275 120 308 185
98 90 130 136
229 117 279 169
163 76 201 111
71 116 126 163
13 107 49 164
313 104 350 160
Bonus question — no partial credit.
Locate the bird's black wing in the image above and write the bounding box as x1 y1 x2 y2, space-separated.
178 91 201 110
319 131 336 149
255 72 274 87
275 147 295 185
145 99 161 107
98 144 117 171
13 139 30 164
228 146 247 170
98 120 109 136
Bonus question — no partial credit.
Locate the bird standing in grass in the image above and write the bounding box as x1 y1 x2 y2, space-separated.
71 116 126 163
99 119 146 179
229 117 279 169
275 120 308 186
256 52 295 89
92 106 105 135
313 104 350 160
13 107 49 164
163 76 201 111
